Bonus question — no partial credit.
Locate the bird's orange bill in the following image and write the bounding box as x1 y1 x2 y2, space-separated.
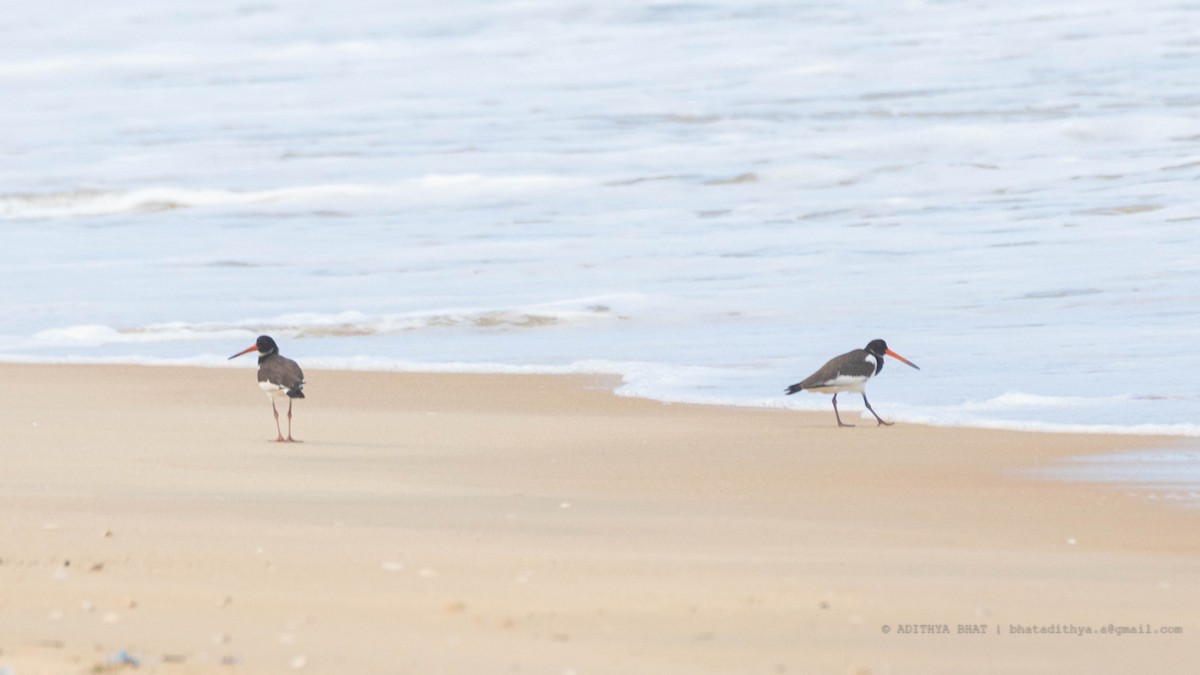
228 345 258 360
885 348 920 370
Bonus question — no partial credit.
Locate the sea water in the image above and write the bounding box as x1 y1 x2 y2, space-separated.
2 0 1199 440
1032 450 1200 509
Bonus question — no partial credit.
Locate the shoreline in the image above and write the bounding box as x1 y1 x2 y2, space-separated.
1 356 1197 439
1 363 1197 674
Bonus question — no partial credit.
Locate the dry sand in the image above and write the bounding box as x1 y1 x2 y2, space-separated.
0 363 1196 674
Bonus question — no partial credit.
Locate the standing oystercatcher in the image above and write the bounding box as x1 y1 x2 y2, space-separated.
229 335 305 442
785 339 919 427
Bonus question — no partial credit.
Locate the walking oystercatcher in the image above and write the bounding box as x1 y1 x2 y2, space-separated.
229 335 305 442
785 339 919 427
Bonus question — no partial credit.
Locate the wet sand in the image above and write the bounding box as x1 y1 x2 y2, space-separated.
0 363 1196 674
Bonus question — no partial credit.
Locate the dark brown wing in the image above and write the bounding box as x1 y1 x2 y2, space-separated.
258 353 304 392
785 348 875 393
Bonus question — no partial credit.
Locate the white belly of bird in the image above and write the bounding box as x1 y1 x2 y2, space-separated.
259 380 291 398
806 375 870 394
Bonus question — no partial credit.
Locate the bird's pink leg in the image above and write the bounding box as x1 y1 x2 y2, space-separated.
863 393 893 426
271 400 286 442
286 398 299 442
833 393 855 428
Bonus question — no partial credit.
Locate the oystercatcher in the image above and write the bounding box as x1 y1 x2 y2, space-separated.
785 339 919 427
229 335 305 442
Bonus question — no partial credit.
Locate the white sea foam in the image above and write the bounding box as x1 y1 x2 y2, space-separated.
960 392 1135 411
28 300 629 347
0 175 585 218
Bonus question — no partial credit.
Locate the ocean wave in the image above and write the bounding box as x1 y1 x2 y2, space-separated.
30 303 626 346
960 391 1133 410
910 417 1200 438
0 175 587 218
0 40 410 78
637 389 1200 437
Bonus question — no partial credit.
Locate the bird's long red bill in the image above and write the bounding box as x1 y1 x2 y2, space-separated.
228 345 258 360
885 348 920 370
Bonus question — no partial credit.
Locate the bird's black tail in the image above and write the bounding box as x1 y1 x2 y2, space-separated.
784 383 804 395
287 387 305 399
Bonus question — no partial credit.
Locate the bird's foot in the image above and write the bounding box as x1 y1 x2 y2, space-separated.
274 435 287 443
286 436 301 443
876 419 894 427
837 421 856 428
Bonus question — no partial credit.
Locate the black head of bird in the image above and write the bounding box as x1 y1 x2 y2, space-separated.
864 339 920 372
229 335 278 360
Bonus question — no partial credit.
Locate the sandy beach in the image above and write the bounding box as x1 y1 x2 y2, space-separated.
0 362 1196 674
